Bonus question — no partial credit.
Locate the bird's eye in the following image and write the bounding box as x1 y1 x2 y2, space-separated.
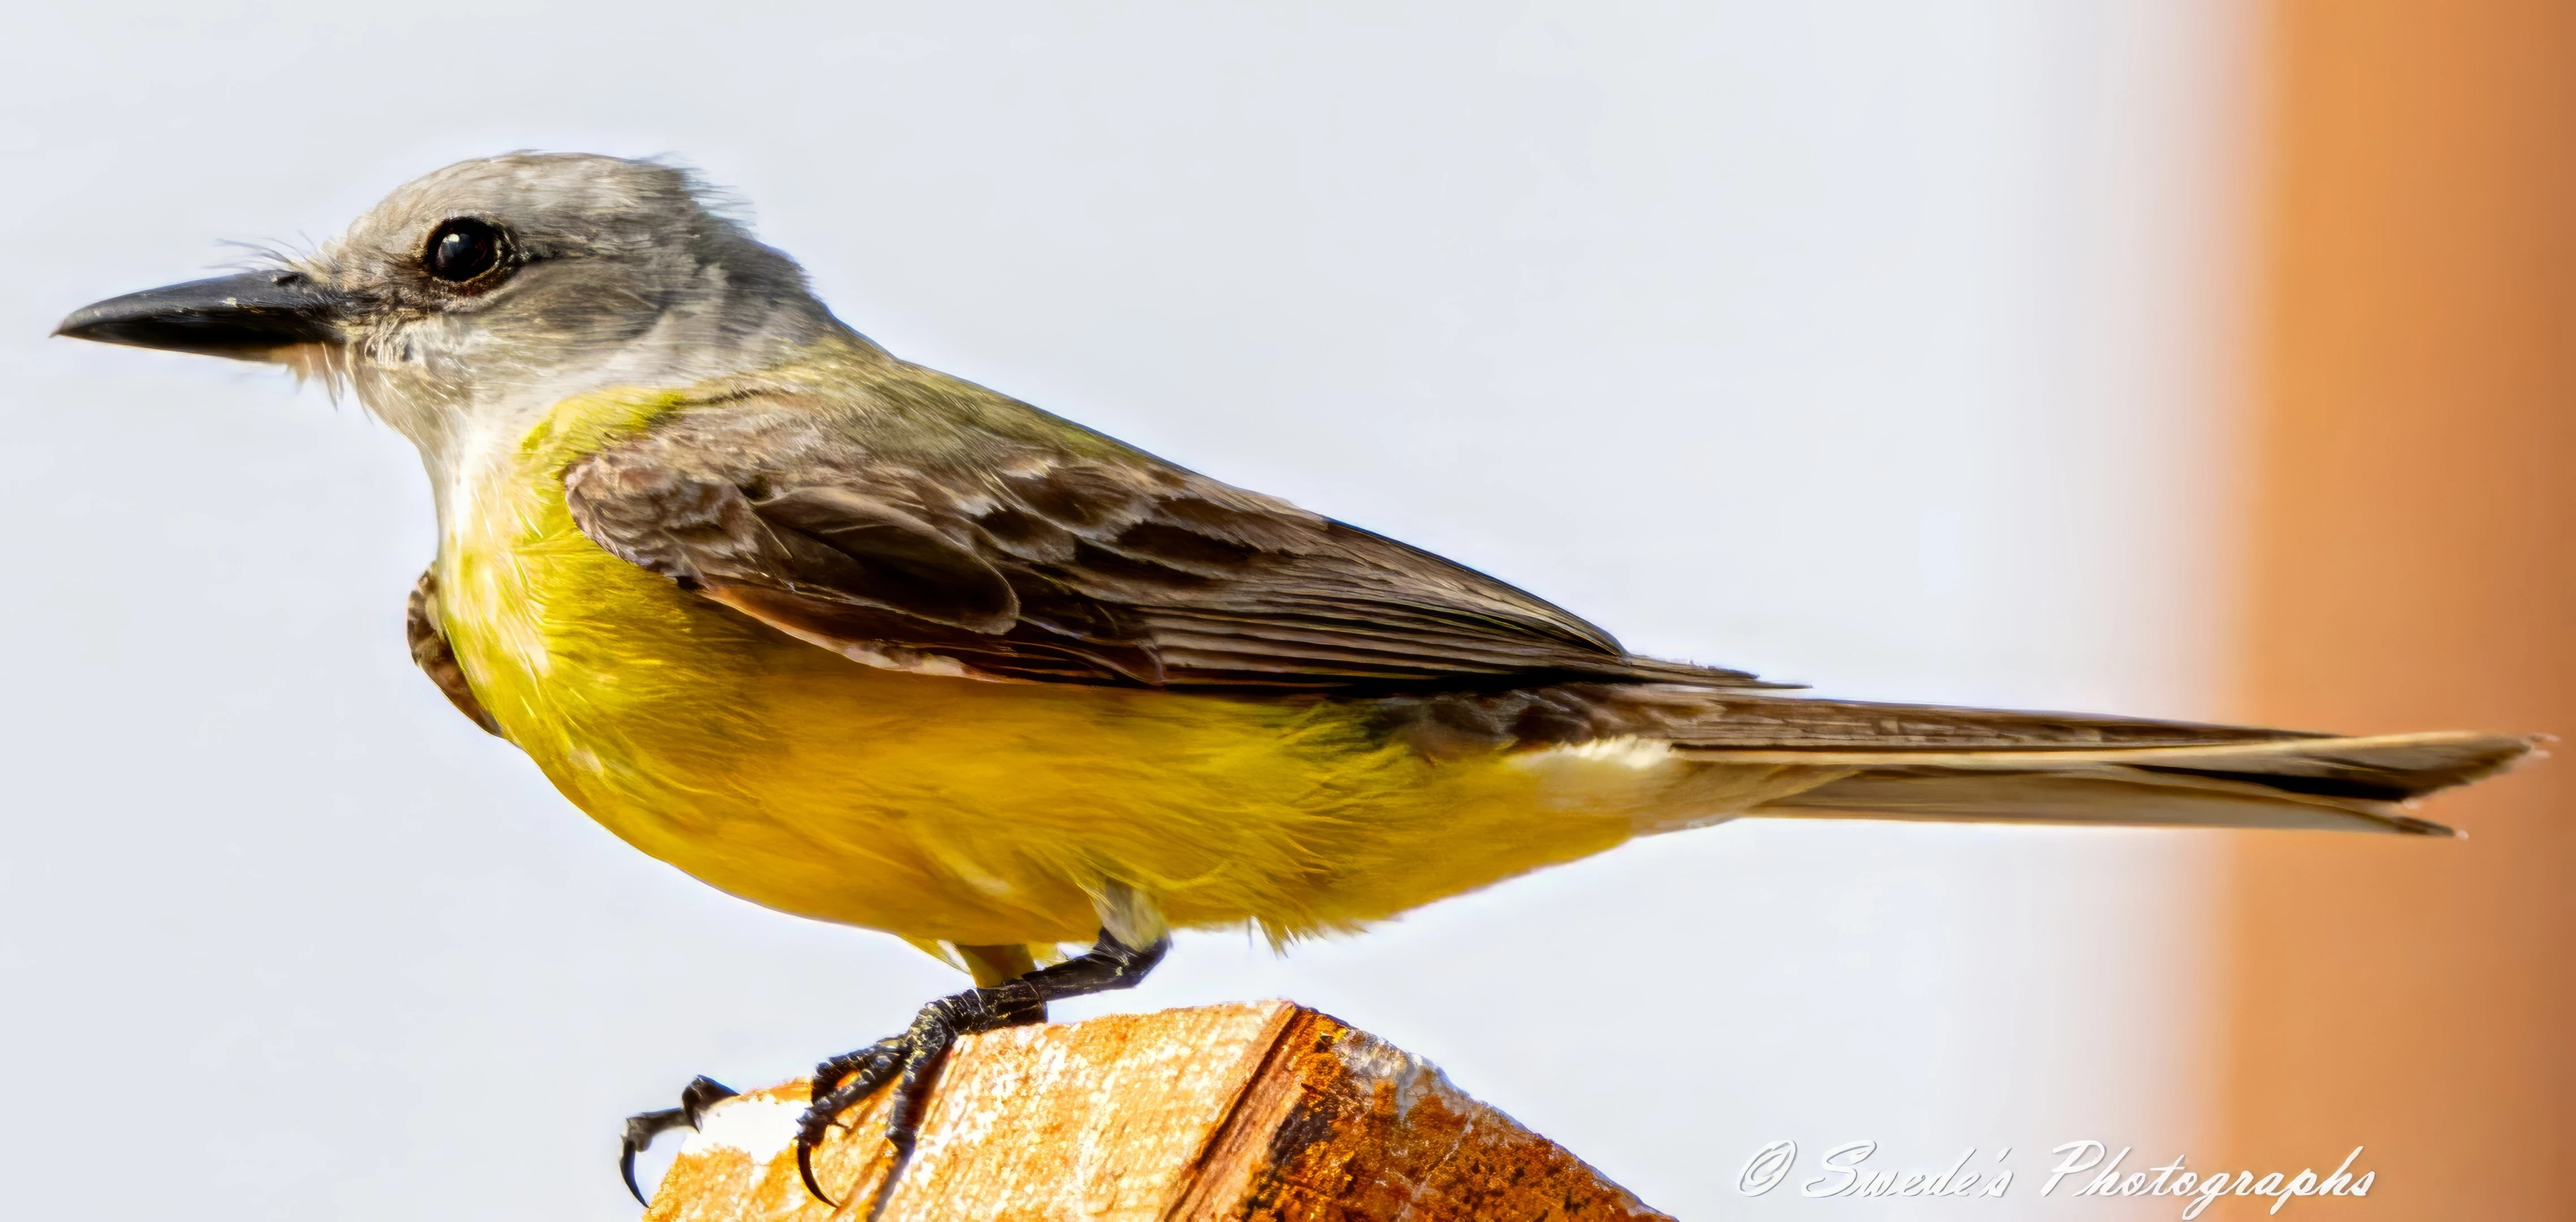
424 218 505 283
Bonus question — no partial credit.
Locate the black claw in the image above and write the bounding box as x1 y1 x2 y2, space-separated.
792 1040 901 1205
779 929 1171 1210
620 1107 683 1207
797 1135 839 1208
793 1081 872 1203
617 1077 740 1207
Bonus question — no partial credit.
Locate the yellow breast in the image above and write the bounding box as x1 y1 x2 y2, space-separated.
431 388 1761 948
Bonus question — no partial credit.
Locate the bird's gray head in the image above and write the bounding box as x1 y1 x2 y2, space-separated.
56 152 858 464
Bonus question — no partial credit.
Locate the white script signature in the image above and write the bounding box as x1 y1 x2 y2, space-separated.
1738 1139 2375 1218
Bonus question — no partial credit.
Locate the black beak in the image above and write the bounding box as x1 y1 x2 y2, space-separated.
54 269 345 361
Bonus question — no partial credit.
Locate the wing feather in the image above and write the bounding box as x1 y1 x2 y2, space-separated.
406 568 501 735
561 362 1777 692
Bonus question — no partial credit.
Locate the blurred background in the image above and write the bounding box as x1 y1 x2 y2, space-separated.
0 3 2562 1218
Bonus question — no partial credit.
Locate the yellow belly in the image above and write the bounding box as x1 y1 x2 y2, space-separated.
434 391 1736 947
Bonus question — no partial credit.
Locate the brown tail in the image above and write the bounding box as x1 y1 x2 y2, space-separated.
1370 682 2538 834
1691 730 2539 835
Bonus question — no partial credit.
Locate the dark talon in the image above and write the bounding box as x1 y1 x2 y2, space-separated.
786 929 1168 1208
793 1043 898 1207
617 1075 738 1207
796 1137 838 1208
619 1108 681 1206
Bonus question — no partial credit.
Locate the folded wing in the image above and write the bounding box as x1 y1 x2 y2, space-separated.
561 366 1774 691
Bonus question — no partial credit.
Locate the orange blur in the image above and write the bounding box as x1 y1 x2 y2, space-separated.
2226 1 2576 1215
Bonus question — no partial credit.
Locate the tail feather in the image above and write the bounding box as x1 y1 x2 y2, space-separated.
1377 683 2539 835
1710 731 2540 836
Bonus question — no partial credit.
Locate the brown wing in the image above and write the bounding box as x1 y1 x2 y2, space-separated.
560 367 1778 692
407 568 501 734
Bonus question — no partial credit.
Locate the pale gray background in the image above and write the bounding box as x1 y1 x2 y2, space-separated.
1 3 2252 1217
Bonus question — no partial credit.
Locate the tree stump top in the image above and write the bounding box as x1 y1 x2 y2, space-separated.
645 1000 1670 1221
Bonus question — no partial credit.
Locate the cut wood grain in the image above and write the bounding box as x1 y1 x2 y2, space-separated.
642 1000 1670 1222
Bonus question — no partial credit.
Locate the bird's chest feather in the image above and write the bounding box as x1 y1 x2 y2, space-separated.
435 433 816 811
420 395 1004 930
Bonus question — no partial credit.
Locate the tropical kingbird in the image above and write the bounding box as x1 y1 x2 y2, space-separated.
57 153 2534 1207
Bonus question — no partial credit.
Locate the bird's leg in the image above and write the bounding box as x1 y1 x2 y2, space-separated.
617 1074 739 1206
953 942 1047 1021
793 929 1168 1208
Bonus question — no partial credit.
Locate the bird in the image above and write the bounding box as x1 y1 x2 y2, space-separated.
57 152 2535 1210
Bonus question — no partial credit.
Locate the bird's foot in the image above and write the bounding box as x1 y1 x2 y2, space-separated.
789 988 1045 1209
618 1074 739 1206
791 931 1167 1210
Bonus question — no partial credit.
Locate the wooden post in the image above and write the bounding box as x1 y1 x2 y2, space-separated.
643 1001 1670 1221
